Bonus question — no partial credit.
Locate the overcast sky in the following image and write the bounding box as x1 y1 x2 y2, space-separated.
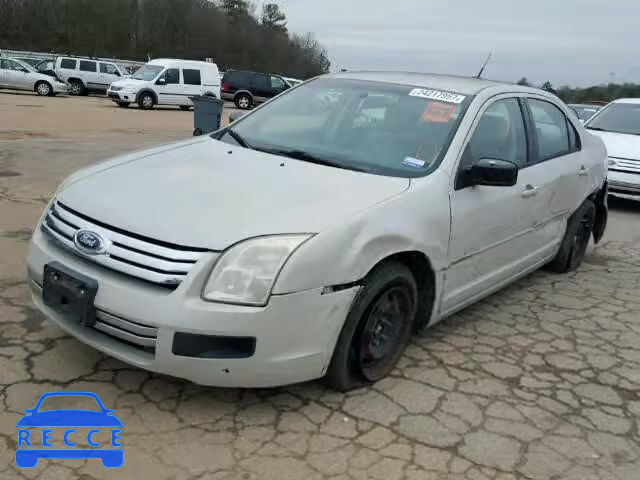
282 0 639 87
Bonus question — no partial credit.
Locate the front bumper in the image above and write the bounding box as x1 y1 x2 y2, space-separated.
106 89 136 103
52 82 69 94
608 170 640 198
27 226 358 387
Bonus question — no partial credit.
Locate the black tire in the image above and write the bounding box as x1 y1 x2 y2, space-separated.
324 261 418 391
546 200 596 273
35 81 52 96
138 92 155 110
68 80 84 96
235 93 252 110
180 106 191 111
116 102 130 108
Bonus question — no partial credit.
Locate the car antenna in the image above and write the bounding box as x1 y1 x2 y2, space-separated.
474 52 493 79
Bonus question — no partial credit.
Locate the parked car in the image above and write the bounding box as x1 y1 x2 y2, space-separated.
0 58 68 96
568 103 601 123
586 98 640 198
221 70 290 109
107 59 221 110
54 56 124 95
27 72 608 391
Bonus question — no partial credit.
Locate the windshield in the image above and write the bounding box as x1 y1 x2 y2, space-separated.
222 77 470 177
571 105 600 121
132 64 164 81
586 103 640 135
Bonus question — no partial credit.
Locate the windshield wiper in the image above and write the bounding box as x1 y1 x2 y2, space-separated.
256 147 368 173
226 129 252 149
586 126 606 131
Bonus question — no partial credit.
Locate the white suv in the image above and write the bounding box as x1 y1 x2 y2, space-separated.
55 57 124 95
27 72 608 391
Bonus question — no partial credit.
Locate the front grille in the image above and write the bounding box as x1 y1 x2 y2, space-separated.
41 200 210 287
94 308 157 353
609 157 640 174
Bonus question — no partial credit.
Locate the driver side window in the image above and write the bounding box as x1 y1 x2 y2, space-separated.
464 98 527 169
159 68 180 84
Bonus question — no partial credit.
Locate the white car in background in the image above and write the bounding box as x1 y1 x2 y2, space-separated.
586 98 640 199
27 73 608 391
55 57 125 96
0 58 68 96
107 59 221 110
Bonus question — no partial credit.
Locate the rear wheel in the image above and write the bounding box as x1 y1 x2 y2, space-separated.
35 81 52 96
68 80 84 96
138 92 155 110
235 93 252 110
324 261 417 391
546 200 596 273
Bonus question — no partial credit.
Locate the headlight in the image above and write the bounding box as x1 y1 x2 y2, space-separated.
202 235 312 306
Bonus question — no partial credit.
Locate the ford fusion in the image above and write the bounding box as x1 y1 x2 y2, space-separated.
27 72 608 390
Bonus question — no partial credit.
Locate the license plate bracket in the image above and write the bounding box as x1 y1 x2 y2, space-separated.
42 262 98 327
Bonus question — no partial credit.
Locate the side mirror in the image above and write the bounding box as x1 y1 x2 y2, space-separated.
464 158 519 188
156 78 166 85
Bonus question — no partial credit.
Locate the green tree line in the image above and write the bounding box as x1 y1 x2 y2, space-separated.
517 77 640 104
0 0 331 78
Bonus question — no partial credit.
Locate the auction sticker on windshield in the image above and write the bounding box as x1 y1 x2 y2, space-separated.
409 88 466 104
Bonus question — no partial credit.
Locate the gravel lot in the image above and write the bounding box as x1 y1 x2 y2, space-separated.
1 91 639 479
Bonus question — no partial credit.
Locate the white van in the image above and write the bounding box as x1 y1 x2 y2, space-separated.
55 57 125 95
107 59 221 110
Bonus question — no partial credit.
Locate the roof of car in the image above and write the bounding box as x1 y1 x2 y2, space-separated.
329 71 505 95
611 98 640 105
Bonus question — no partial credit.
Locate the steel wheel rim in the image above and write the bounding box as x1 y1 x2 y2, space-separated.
358 286 411 381
239 97 249 108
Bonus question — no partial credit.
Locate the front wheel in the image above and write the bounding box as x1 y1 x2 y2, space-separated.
546 200 596 273
324 261 417 391
138 93 155 110
68 80 84 96
35 81 52 96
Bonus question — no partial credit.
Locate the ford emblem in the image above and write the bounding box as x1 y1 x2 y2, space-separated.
74 230 106 255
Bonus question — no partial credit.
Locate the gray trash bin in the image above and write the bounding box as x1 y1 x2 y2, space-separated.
190 95 224 136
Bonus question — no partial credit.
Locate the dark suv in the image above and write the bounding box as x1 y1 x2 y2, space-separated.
221 70 290 109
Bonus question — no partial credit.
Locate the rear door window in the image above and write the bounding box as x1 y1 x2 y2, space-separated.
183 69 201 85
60 58 77 69
79 60 97 72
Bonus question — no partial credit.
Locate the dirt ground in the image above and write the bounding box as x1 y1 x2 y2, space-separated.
1 90 640 479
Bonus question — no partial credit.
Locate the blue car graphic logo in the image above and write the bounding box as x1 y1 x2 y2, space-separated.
15 391 123 468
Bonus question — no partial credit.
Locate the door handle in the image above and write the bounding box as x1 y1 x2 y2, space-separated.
578 166 588 176
521 184 539 198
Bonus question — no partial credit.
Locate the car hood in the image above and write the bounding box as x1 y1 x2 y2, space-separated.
111 78 146 89
16 410 123 427
57 137 410 250
589 130 640 161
